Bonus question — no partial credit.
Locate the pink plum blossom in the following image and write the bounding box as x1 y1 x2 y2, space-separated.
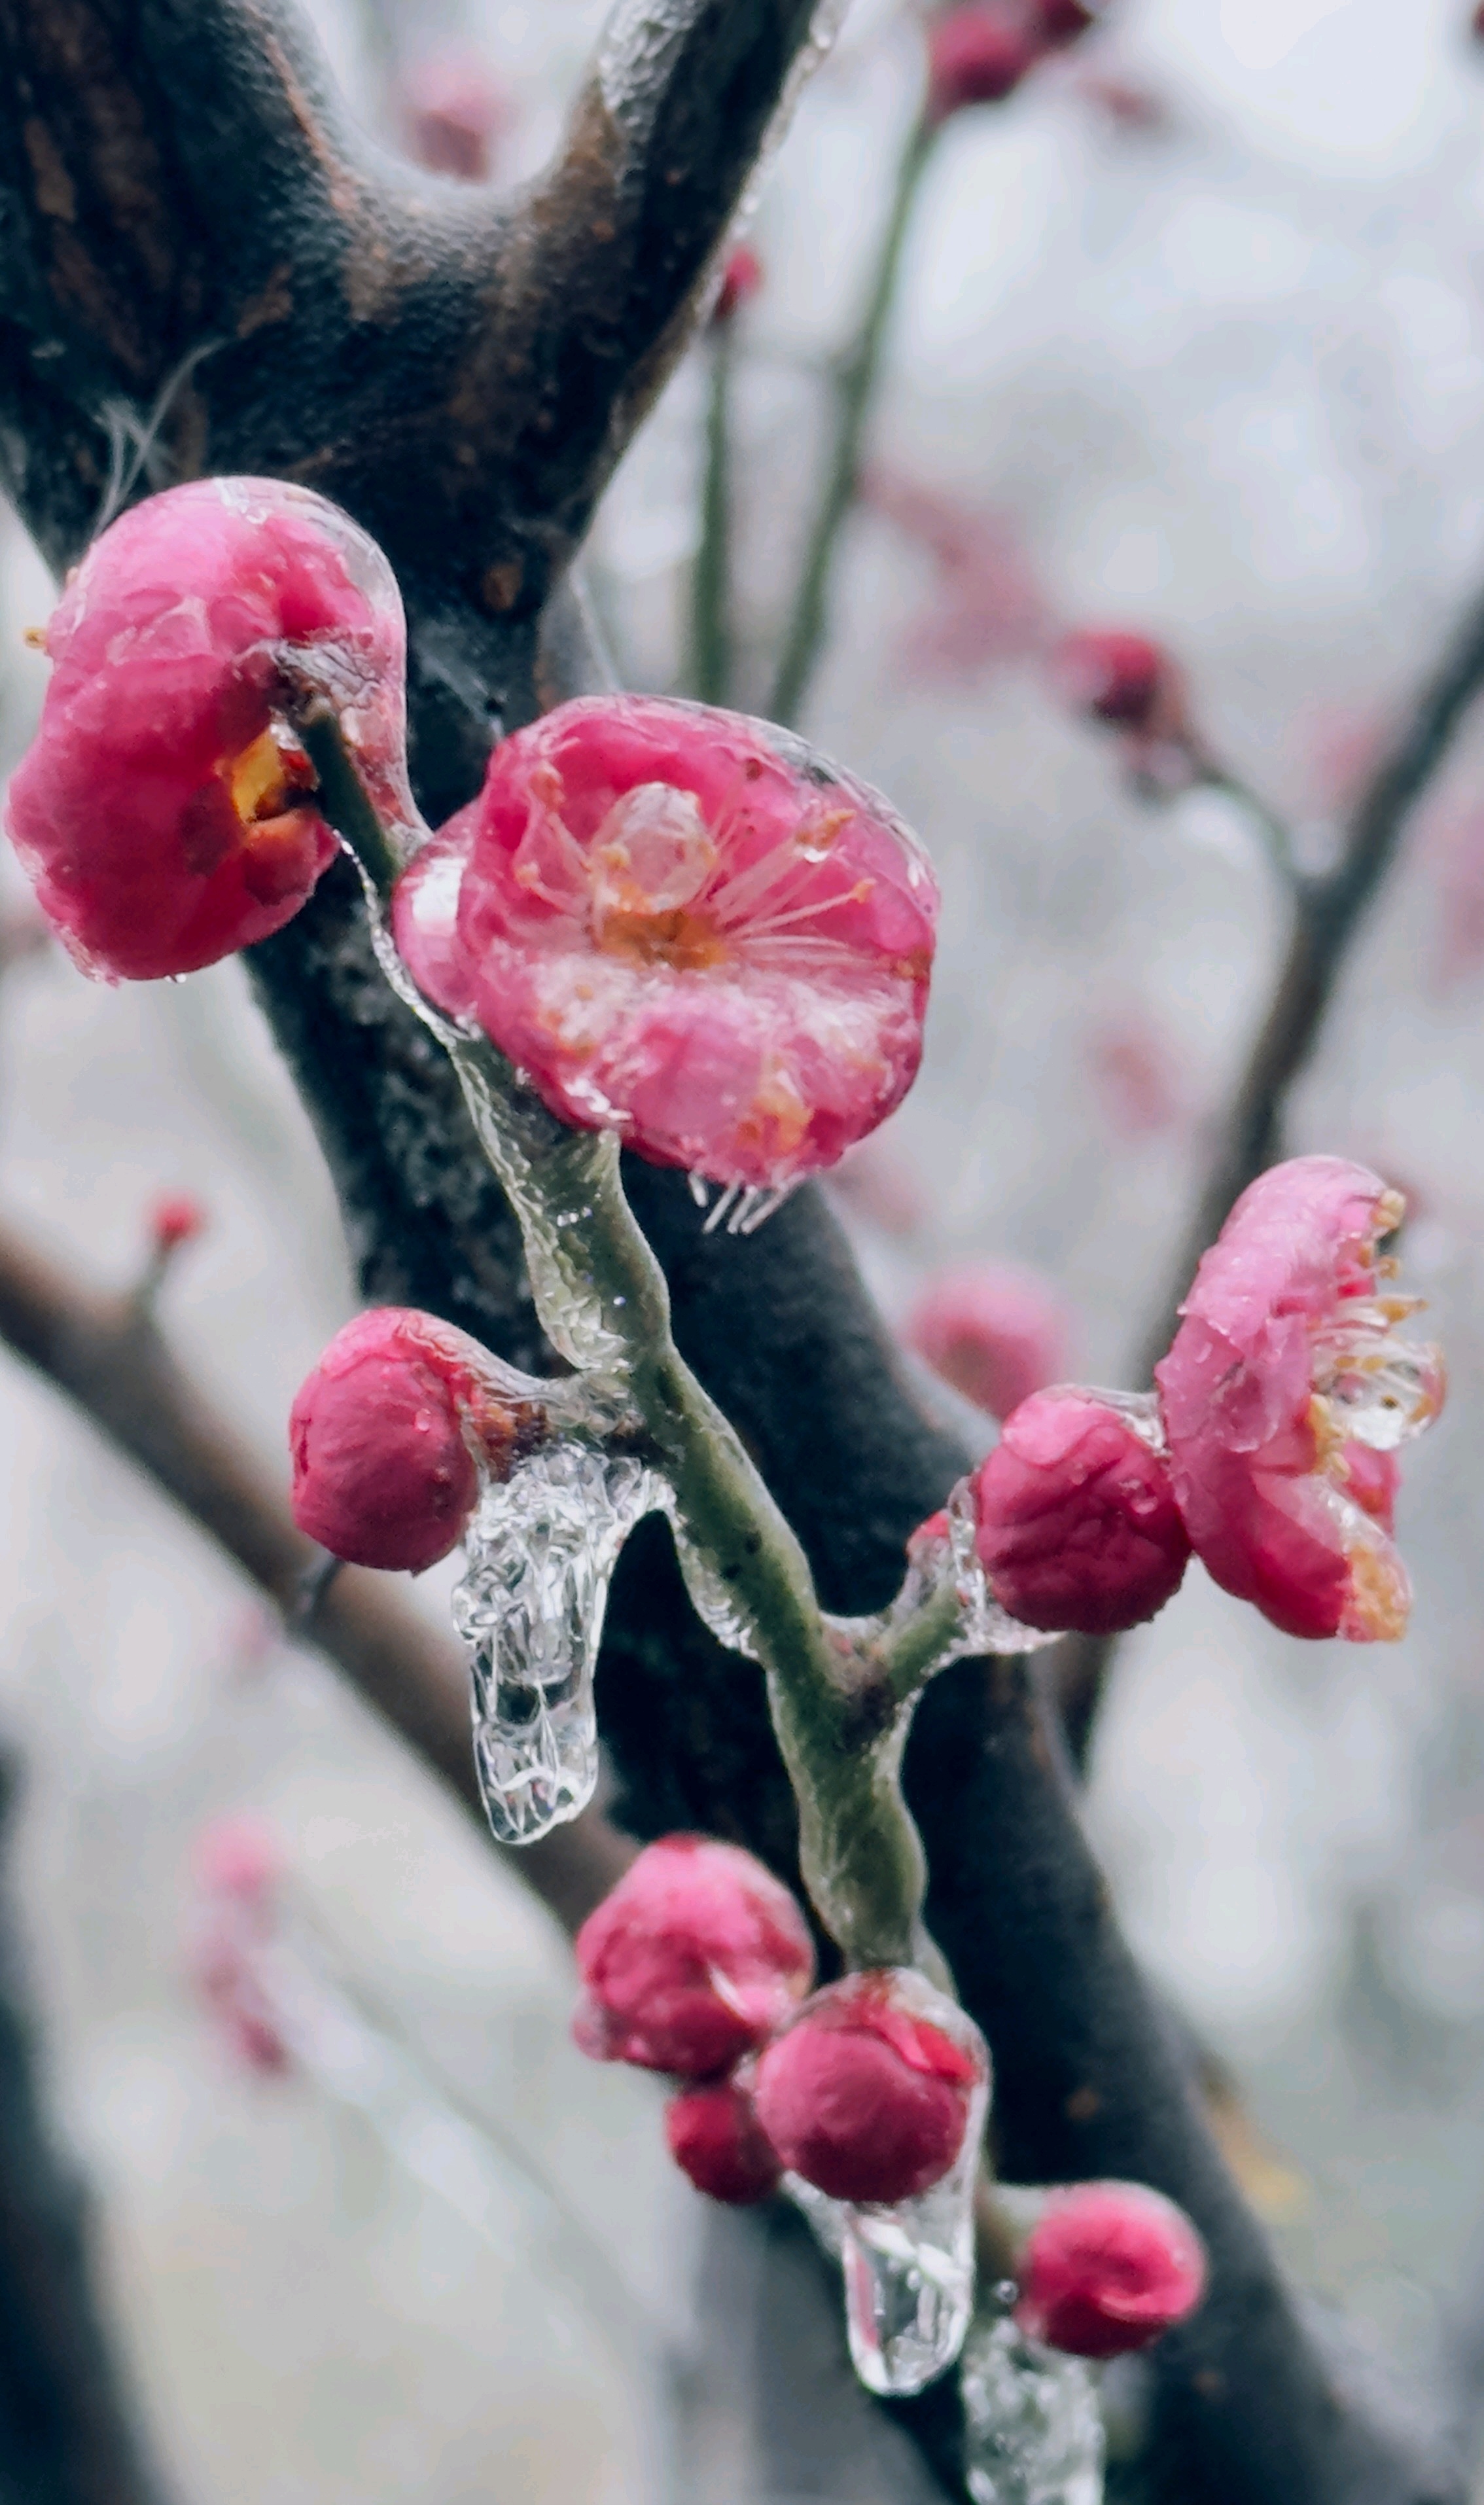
290 1307 554 1572
391 696 938 1193
7 478 413 980
1049 627 1175 733
573 1835 816 2080
1156 1156 1444 1641
751 1968 987 2205
969 1388 1191 1635
925 6 1041 118
1014 2181 1207 2358
906 1262 1070 1420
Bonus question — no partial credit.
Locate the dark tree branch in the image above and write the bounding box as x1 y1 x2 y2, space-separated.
0 4 1466 2498
1059 575 1484 1771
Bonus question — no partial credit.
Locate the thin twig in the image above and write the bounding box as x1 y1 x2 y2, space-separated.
689 327 737 704
1059 571 1484 1769
768 119 935 727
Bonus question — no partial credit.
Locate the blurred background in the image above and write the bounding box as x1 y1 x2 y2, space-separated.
3 0 1484 2493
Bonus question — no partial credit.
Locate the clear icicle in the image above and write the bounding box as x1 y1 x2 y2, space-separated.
961 2305 1104 2505
703 1179 743 1235
785 2055 989 2398
453 1444 666 1844
670 1518 760 1659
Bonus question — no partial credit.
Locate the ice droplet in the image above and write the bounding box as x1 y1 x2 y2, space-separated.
961 2311 1104 2505
785 2051 989 2396
453 1445 666 1844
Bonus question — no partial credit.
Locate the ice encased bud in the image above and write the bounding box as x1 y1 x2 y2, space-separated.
968 1388 1191 1637
1014 2181 1207 2360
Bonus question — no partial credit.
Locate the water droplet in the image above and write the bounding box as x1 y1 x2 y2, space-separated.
961 2310 1104 2504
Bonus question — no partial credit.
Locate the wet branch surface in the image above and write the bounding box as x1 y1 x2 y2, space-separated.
0 3 1466 2498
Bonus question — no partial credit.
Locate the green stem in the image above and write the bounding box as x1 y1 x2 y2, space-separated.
767 118 935 729
689 329 736 704
294 703 405 900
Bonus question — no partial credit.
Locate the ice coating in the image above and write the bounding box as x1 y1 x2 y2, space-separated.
754 1967 986 2205
289 1307 555 1573
574 1831 815 2076
456 1447 665 1843
970 1389 1191 1636
1156 1156 1444 1641
961 2307 1105 2504
7 478 417 979
391 695 938 1192
1014 2182 1207 2360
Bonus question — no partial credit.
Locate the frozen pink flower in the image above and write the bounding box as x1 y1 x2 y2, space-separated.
906 1262 1070 1421
665 2078 783 2205
150 1191 208 1254
7 478 413 980
1156 1156 1444 1641
401 50 510 183
713 246 763 327
290 1307 553 1573
1049 627 1175 732
926 6 1042 119
752 1969 987 2205
1015 2182 1206 2358
391 696 937 1194
573 1835 815 2080
969 1389 1191 1635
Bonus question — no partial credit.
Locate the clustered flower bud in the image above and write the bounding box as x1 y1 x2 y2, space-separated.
968 1388 1191 1635
391 694 938 1194
664 2078 785 2205
906 1262 1069 1422
7 478 412 980
573 1834 815 2078
289 1307 554 1573
1013 2180 1207 2358
752 1968 987 2205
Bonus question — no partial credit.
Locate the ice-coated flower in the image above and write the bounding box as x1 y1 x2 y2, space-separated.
969 1389 1191 1635
1155 1156 1444 1641
289 1307 554 1573
1014 2182 1207 2359
752 1968 987 2205
573 1834 816 2079
712 245 763 327
7 478 413 980
401 50 510 183
1048 628 1174 733
391 696 938 1192
665 2078 783 2205
925 5 1041 119
906 1262 1070 1421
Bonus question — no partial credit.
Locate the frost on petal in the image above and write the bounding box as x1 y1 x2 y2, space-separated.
390 696 938 1192
5 478 414 979
1155 1156 1444 1641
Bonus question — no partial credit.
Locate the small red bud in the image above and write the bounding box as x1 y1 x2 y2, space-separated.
573 1836 815 2080
713 246 762 327
402 52 510 183
150 1190 207 1254
970 1389 1191 1636
1014 2181 1207 2358
1034 0 1099 43
752 1970 986 2205
1049 627 1170 730
665 2078 783 2205
925 6 1040 122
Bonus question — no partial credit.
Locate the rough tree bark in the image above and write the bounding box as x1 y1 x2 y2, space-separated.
0 4 1463 2500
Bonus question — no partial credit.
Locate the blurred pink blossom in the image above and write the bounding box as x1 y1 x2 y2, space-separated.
188 1817 292 2076
401 52 511 184
906 1261 1070 1420
864 469 1050 681
1087 1012 1188 1138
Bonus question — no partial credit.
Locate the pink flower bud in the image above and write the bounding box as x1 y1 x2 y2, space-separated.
289 1307 551 1573
665 2078 783 2205
1156 1156 1445 1641
713 246 762 327
391 696 938 1195
752 1970 987 2205
150 1191 207 1253
573 1834 815 2079
970 1389 1191 1635
925 7 1041 120
194 1815 283 1902
1014 2181 1207 2358
1049 628 1171 732
1034 0 1099 41
402 51 510 183
188 1818 292 2077
7 479 410 980
906 1262 1070 1421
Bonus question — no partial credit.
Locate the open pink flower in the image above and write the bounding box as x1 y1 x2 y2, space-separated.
290 1307 554 1572
7 478 413 980
391 696 938 1193
906 1262 1069 1421
1156 1156 1444 1641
